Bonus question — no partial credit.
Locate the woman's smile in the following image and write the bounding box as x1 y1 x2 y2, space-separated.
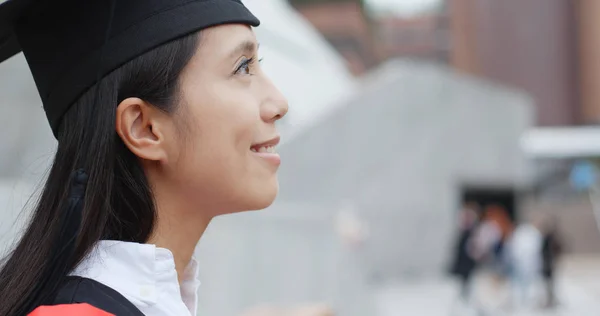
250 135 281 167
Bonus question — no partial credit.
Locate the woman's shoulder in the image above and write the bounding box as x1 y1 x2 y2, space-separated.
33 276 144 316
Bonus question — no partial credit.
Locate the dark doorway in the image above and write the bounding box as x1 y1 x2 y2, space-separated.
461 186 518 222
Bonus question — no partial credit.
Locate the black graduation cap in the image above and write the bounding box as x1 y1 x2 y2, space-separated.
0 0 260 137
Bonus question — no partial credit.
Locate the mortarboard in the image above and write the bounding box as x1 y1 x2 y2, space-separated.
0 0 260 137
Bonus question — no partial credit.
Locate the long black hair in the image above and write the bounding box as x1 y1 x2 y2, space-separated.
0 32 200 315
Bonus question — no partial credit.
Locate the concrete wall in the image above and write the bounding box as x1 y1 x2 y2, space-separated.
196 205 377 315
274 59 534 277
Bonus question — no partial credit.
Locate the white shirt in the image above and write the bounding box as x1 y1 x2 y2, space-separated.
507 224 543 276
70 240 200 316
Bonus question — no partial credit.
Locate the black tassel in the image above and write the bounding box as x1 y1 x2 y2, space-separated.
52 169 88 264
24 169 88 312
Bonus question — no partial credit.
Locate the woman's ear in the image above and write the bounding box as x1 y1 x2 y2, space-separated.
115 97 168 162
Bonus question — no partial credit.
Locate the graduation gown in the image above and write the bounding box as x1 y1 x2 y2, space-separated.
29 276 144 316
26 240 201 316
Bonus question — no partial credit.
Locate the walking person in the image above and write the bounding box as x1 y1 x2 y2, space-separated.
541 215 564 309
506 215 544 310
449 203 481 307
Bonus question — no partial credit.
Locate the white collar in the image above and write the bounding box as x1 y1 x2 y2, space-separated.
70 240 200 316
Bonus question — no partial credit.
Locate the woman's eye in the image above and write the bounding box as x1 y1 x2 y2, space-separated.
234 57 262 76
234 58 253 75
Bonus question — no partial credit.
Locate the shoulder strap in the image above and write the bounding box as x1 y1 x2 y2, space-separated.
50 276 145 316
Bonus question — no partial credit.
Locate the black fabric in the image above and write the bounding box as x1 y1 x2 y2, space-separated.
449 225 478 278
50 276 145 315
0 0 259 137
541 232 562 278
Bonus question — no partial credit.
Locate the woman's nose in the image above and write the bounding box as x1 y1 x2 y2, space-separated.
261 82 289 123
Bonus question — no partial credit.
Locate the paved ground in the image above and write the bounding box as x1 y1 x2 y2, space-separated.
373 256 600 316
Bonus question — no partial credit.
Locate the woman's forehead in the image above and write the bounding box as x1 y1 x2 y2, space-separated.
199 24 257 58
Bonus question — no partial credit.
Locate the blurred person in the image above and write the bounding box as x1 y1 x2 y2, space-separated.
464 205 513 309
0 0 288 315
506 214 544 309
471 206 503 264
449 202 481 304
540 215 564 309
485 205 513 286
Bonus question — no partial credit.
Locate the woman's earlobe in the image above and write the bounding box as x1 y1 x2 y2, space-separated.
116 98 167 162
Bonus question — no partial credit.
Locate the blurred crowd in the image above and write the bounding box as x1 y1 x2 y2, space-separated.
449 202 564 312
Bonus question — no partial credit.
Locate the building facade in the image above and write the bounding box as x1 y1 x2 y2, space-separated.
293 0 600 127
449 0 580 126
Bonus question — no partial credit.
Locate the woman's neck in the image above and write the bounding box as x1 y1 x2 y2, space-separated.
148 217 209 283
147 186 212 283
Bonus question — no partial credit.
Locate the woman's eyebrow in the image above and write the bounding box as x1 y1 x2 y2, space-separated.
227 40 259 59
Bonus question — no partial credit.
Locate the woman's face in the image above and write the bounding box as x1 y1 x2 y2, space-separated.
165 24 288 215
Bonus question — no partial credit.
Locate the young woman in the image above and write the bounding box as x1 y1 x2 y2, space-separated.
0 0 288 315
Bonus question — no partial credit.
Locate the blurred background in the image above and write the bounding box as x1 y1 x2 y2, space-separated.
2 0 600 315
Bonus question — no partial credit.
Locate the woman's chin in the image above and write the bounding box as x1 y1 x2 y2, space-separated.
245 181 279 211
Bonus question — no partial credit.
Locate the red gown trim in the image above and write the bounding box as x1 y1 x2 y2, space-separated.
28 303 115 316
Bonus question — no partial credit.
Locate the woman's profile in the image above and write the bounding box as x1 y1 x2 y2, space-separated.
0 0 288 315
